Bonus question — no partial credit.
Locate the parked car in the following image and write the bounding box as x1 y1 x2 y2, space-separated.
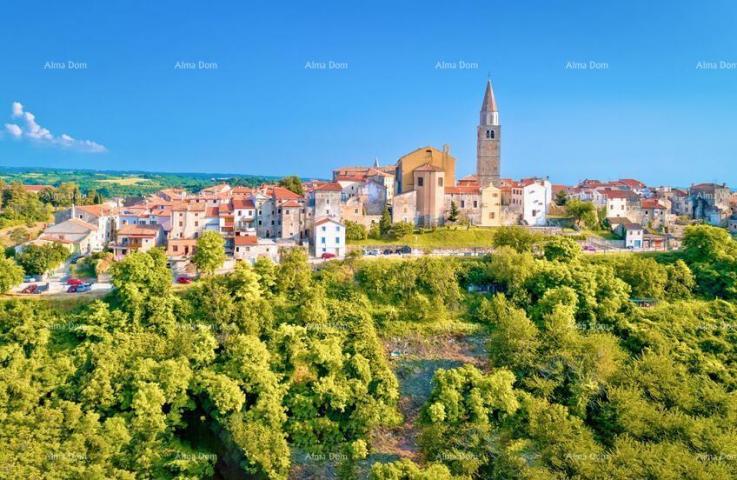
399 246 412 254
35 283 49 294
176 276 192 284
67 285 78 293
583 245 596 252
75 284 92 293
23 275 40 283
21 284 38 294
321 252 336 260
67 278 84 286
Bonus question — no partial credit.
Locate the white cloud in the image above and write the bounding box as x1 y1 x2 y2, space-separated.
4 123 22 137
4 101 107 153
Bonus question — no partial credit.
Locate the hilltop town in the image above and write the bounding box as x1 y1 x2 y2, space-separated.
7 80 736 288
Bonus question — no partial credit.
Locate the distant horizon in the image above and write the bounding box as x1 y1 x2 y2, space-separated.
0 163 730 192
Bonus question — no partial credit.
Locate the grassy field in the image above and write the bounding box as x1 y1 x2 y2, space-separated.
96 177 149 185
349 227 497 249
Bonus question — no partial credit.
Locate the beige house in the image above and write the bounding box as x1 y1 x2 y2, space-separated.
413 164 445 227
233 234 279 263
111 224 163 259
392 191 417 224
34 218 99 255
395 145 455 194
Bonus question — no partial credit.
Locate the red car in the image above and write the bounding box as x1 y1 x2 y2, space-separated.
321 252 336 260
67 278 84 286
176 276 192 284
21 284 38 294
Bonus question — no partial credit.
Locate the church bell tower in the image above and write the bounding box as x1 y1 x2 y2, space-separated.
476 80 501 187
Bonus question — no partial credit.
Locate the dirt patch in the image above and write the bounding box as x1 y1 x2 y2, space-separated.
367 333 489 465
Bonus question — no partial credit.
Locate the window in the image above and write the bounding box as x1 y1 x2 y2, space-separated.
321 237 326 244
473 201 478 208
322 226 326 232
335 226 340 231
438 177 443 187
461 200 465 208
336 237 340 244
417 177 424 187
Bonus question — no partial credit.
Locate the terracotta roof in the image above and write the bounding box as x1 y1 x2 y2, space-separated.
76 204 114 217
315 217 344 227
616 178 646 189
641 199 665 210
272 186 302 201
281 200 302 208
445 186 480 195
367 168 393 177
458 175 479 186
314 182 343 192
118 224 160 237
335 175 366 182
23 184 52 192
232 198 255 209
234 235 258 246
605 190 636 199
691 183 726 192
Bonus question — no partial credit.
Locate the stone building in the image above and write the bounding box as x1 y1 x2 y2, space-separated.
477 80 501 187
395 145 455 195
413 164 446 226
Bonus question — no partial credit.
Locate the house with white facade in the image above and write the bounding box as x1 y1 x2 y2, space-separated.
312 217 345 258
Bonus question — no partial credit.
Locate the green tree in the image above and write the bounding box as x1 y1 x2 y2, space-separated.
0 253 24 292
16 242 70 275
388 221 413 240
278 175 304 195
554 189 568 206
448 201 459 222
192 230 226 276
344 220 368 241
379 206 392 237
492 226 540 253
544 237 581 263
565 199 597 229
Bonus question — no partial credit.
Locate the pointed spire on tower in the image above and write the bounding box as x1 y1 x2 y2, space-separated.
481 79 497 113
373 157 380 168
479 80 500 126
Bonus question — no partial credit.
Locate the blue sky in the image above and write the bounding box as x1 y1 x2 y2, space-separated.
1 0 736 186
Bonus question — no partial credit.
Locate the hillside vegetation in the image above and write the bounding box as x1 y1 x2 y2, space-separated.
1 225 736 479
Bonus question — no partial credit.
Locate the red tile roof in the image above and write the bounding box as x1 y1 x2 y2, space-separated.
313 182 343 192
641 199 666 210
234 235 258 246
445 186 480 195
117 224 159 237
232 198 255 209
272 186 302 200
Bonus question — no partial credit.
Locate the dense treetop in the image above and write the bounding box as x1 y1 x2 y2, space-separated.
1 225 737 479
